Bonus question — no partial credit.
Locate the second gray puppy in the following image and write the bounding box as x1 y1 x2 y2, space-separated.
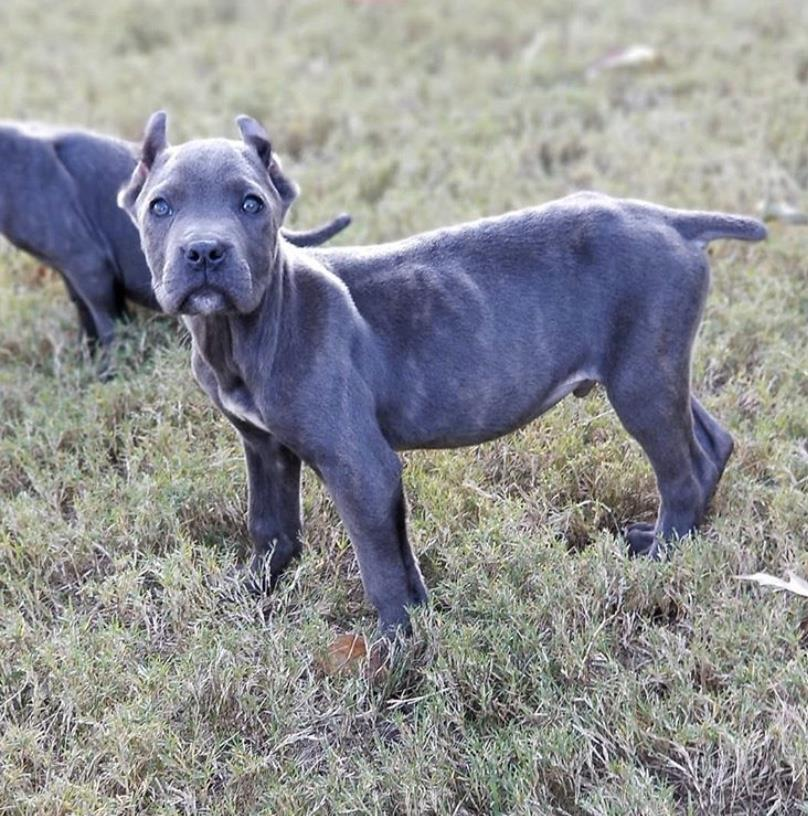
0 121 350 349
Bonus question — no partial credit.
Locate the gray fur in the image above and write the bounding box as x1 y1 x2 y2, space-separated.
120 113 767 635
0 119 350 349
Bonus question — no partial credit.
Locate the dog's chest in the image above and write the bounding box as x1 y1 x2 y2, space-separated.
217 380 270 433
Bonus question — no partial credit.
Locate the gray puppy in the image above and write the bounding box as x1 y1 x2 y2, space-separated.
0 121 350 349
120 112 766 634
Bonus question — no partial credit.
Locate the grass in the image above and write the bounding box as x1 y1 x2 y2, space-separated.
1 0 807 812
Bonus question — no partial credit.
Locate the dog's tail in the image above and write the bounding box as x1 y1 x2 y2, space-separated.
282 213 352 247
670 210 767 245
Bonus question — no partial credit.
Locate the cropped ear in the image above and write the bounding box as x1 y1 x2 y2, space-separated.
236 114 272 166
236 114 299 214
117 111 169 217
267 152 300 213
140 110 168 168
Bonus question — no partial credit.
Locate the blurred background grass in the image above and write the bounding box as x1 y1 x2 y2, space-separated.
1 1 806 813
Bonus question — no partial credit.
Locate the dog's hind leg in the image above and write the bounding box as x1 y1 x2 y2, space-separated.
63 277 99 347
606 362 719 559
690 396 734 487
60 256 123 350
60 257 128 379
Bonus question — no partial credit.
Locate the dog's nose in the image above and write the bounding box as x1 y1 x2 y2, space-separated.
185 239 228 269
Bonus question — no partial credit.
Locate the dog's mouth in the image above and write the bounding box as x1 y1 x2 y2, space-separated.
155 255 258 316
178 285 232 316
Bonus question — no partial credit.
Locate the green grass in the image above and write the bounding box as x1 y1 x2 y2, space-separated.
1 0 807 813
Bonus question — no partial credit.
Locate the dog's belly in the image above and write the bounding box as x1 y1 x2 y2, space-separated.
386 368 600 450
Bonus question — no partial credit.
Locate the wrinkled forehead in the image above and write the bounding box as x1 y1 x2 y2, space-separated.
148 138 268 195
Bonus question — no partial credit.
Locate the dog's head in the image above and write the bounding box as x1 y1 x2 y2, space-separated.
119 111 298 316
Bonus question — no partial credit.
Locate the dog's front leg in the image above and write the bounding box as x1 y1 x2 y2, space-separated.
322 441 427 636
238 427 303 590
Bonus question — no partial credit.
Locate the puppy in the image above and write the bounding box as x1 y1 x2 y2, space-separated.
120 112 766 634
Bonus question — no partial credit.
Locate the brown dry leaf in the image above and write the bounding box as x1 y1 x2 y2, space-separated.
316 632 391 681
321 632 367 675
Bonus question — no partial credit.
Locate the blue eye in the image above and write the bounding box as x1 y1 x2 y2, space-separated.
242 194 264 214
150 198 172 217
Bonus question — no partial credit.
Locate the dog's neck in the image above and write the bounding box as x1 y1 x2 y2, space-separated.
185 241 290 388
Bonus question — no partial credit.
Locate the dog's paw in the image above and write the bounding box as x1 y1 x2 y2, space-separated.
623 522 665 560
218 559 273 597
248 552 290 595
